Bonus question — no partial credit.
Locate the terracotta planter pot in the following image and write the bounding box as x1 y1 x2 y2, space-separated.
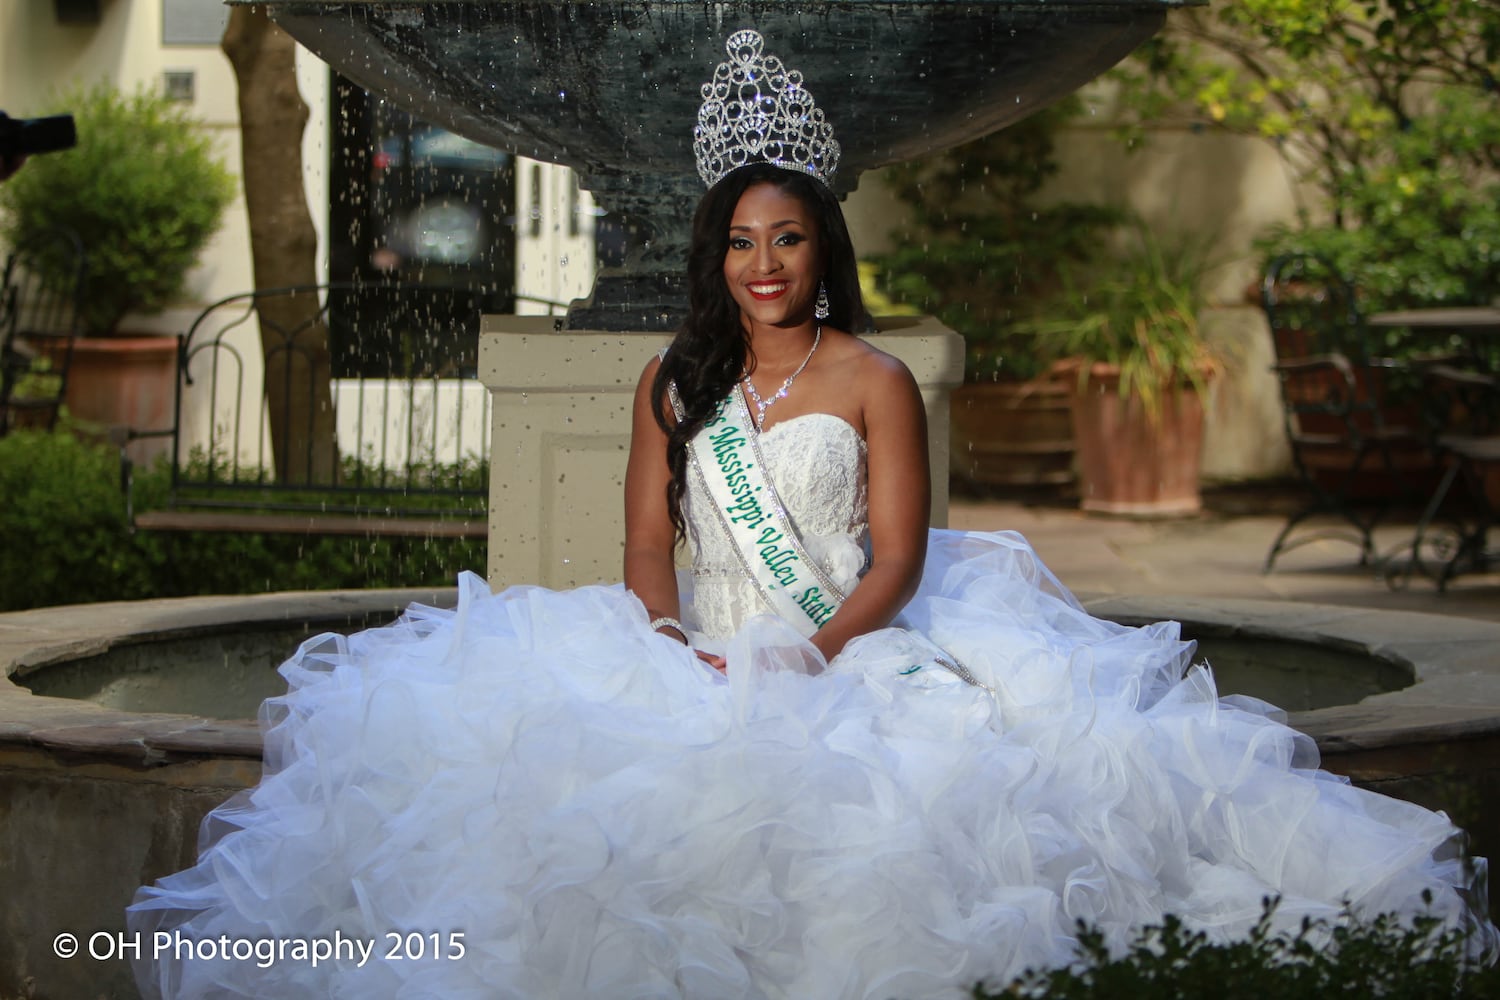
949 379 1075 488
63 335 178 466
1066 361 1207 517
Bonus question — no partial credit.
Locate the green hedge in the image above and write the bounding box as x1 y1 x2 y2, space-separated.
991 900 1499 999
0 430 484 612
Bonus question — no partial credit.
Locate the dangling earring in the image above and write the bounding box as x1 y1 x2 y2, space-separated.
814 280 831 321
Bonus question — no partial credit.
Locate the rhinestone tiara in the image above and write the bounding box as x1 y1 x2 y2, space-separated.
693 29 841 189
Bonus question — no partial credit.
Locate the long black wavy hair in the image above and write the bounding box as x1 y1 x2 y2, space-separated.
651 161 869 543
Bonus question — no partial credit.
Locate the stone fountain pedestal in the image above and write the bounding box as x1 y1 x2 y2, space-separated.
479 317 965 588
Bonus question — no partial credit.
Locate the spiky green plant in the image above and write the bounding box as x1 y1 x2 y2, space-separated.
1017 223 1222 420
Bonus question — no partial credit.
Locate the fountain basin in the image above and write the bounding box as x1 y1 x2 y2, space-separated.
267 1 1178 184
16 606 1421 718
3 590 1497 997
18 625 358 720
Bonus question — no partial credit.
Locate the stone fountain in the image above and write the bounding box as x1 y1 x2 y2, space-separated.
257 0 1187 585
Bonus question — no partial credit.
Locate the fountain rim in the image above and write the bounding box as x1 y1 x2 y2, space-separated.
1 588 1498 767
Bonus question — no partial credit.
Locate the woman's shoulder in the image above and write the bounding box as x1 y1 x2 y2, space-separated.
636 351 666 389
822 329 918 390
632 353 672 424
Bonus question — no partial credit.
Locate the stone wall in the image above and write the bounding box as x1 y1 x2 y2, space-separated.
0 747 256 1000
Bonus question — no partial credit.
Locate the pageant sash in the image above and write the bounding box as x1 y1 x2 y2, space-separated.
674 384 847 638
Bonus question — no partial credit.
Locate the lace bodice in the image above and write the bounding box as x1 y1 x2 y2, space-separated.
684 412 869 639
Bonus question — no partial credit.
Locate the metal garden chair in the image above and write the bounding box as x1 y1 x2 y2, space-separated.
0 228 86 435
1260 252 1429 571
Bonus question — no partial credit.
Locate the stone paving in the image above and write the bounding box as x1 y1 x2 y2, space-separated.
950 496 1500 624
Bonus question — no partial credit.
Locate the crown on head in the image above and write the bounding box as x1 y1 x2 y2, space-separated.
693 29 841 190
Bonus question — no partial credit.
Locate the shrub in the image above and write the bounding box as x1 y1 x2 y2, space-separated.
868 98 1122 382
0 83 235 335
0 429 484 612
987 900 1500 1000
1109 0 1500 341
1256 87 1500 347
1110 0 1498 236
0 429 164 608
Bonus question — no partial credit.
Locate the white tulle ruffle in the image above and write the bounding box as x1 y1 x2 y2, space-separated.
128 529 1494 999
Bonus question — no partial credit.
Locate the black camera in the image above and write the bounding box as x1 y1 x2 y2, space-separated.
0 112 77 158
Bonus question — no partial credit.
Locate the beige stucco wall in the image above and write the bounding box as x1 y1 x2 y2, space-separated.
1046 123 1304 305
1 1 163 107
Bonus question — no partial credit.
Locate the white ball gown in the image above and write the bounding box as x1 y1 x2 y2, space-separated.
129 412 1495 998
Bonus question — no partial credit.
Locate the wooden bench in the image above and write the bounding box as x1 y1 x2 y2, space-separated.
132 510 486 538
126 283 494 541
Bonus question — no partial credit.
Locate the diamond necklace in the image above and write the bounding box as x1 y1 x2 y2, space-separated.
742 326 822 430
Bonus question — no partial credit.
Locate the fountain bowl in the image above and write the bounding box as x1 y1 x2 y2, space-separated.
261 0 1188 327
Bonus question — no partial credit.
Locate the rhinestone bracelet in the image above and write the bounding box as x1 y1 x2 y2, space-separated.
649 616 687 642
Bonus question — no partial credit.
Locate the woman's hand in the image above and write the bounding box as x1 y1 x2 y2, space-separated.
651 620 725 672
649 618 725 672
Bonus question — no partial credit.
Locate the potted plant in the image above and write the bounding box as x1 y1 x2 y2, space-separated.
869 101 1121 492
0 83 234 445
1024 224 1222 516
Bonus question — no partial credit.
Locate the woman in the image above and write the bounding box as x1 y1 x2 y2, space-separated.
625 159 929 670
131 30 1494 1000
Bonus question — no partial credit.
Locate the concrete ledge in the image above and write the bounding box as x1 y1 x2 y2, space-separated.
3 587 1496 781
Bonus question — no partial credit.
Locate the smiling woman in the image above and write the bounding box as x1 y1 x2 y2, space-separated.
635 152 932 667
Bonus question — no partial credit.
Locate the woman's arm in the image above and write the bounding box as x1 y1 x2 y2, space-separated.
810 352 930 661
622 357 687 642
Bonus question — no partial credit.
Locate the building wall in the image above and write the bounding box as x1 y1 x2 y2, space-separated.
514 158 599 315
